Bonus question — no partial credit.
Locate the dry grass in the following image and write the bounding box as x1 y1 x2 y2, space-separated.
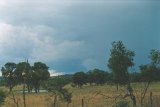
1 82 160 107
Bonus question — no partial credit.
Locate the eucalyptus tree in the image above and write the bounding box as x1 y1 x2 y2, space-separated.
72 72 87 88
42 77 72 107
15 61 33 93
1 62 17 92
108 41 136 106
87 69 108 85
32 62 50 93
108 41 135 90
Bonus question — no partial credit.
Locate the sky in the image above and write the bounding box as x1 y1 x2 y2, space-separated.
0 0 159 75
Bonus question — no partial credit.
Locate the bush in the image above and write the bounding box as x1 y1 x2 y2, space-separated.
113 100 129 107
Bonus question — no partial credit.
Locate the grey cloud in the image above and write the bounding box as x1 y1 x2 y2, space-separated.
0 0 159 73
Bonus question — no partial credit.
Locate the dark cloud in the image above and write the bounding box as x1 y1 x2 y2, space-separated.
0 1 159 74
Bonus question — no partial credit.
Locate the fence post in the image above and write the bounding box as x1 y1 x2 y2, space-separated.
150 91 153 107
82 98 84 107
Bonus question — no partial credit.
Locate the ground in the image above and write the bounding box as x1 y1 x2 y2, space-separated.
1 82 160 107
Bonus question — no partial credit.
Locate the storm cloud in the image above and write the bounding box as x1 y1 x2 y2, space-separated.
0 0 159 74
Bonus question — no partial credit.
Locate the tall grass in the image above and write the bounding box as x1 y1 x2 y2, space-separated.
2 82 160 107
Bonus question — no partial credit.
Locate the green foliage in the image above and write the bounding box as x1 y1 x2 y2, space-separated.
108 41 135 85
42 77 70 92
32 62 50 93
149 49 160 67
0 90 7 106
72 72 87 87
15 62 32 83
1 62 17 92
87 69 108 85
113 100 130 107
1 61 50 93
130 72 141 83
42 77 72 103
140 65 159 82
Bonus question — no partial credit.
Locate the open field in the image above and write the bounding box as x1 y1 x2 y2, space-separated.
1 82 160 107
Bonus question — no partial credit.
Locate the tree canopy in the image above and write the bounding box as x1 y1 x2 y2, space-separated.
108 41 135 88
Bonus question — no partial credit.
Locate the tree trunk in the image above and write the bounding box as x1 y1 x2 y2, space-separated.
141 82 150 107
23 82 26 107
126 83 136 107
150 91 153 107
53 95 57 107
9 86 12 93
27 85 30 93
34 86 37 93
116 83 119 91
11 91 19 107
82 98 84 107
38 86 40 93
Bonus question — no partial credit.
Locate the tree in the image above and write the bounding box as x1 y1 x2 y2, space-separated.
108 41 136 106
15 61 33 93
72 72 87 87
1 62 17 92
139 49 160 107
149 49 160 67
87 69 108 85
42 77 72 107
108 41 135 90
129 72 141 83
32 62 50 93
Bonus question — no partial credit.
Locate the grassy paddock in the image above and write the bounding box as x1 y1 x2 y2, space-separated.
1 82 160 107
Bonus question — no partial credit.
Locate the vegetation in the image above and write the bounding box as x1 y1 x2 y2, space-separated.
42 77 72 107
108 41 135 90
0 41 160 107
72 72 87 88
0 89 7 106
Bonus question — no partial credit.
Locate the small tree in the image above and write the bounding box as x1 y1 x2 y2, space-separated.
139 49 160 107
42 77 72 107
1 62 17 92
72 72 87 88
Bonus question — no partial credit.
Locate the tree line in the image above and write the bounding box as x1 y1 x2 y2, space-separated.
71 41 160 107
1 61 50 93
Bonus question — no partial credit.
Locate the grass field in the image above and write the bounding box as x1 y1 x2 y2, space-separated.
1 82 160 107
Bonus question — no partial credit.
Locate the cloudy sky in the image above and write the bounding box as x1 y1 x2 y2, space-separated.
0 0 159 75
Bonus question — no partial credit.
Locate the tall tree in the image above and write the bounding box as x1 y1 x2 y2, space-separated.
15 61 33 93
1 62 17 92
32 62 50 93
108 41 135 90
108 41 136 106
